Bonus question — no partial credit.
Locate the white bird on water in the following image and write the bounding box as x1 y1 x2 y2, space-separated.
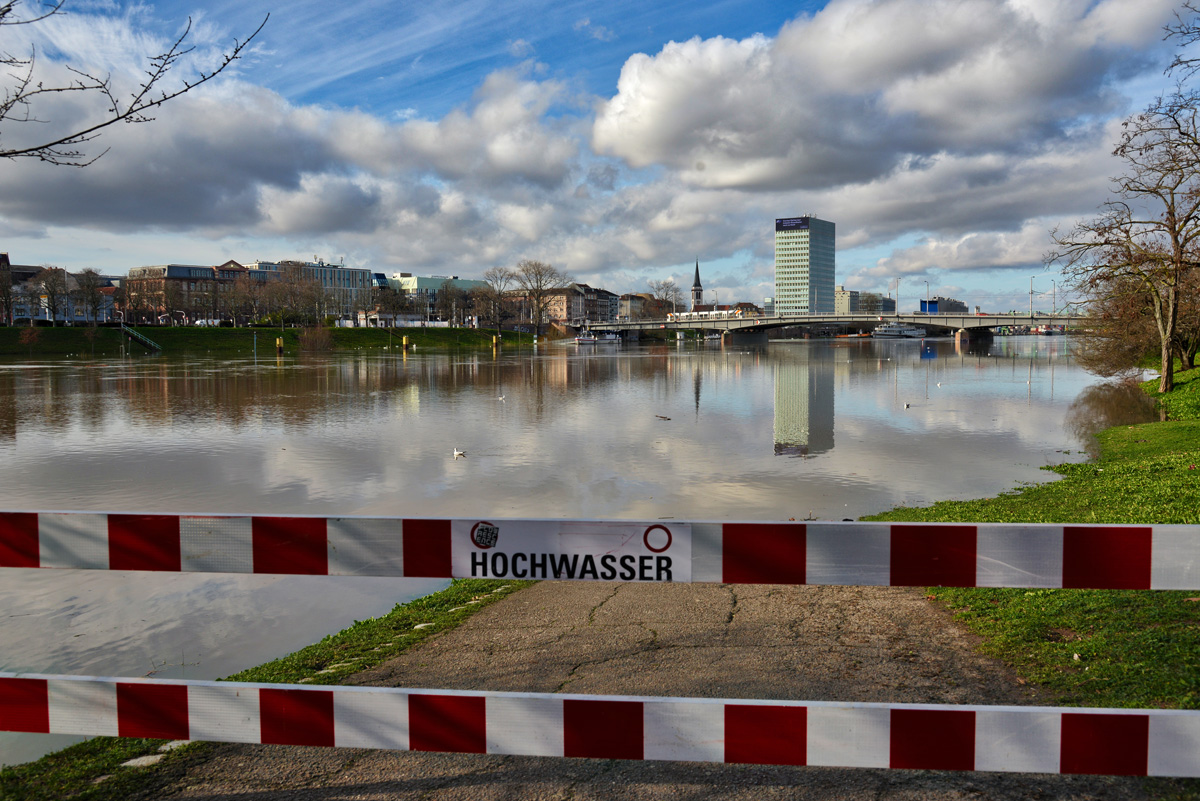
497 395 505 402
453 448 466 459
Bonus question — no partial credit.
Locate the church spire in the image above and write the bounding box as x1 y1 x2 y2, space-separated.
691 259 704 310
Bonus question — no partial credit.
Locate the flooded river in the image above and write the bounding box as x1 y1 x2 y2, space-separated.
0 335 1148 764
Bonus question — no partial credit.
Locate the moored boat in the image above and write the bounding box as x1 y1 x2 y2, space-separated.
872 322 926 338
576 331 620 344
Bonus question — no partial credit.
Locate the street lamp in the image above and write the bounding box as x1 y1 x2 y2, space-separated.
924 280 929 313
1029 276 1035 318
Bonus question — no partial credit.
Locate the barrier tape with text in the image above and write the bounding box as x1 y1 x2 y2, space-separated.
1 511 1197 589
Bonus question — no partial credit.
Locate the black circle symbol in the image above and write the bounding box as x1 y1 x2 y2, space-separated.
643 525 672 553
470 521 498 549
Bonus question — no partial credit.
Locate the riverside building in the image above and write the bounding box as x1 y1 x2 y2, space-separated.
774 216 835 316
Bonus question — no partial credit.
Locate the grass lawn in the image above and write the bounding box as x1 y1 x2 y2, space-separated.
864 367 1200 713
0 325 536 357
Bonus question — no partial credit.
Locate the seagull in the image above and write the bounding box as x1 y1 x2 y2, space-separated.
904 403 911 409
936 382 942 387
497 395 505 402
453 448 466 459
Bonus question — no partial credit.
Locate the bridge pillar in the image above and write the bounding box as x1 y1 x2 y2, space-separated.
724 329 768 346
955 327 993 346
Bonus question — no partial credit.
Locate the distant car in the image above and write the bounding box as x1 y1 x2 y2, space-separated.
194 319 221 327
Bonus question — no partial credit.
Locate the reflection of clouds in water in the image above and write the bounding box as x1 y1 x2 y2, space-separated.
0 570 444 679
0 568 444 766
0 341 1096 523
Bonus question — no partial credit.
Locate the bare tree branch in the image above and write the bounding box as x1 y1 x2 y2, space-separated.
1047 103 1200 393
1 1 267 166
512 260 571 336
648 278 683 313
1165 0 1200 80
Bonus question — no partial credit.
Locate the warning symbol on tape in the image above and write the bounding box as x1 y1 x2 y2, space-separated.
643 525 672 553
471 521 500 549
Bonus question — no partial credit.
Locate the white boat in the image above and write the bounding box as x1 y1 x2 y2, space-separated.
872 322 926 338
576 331 620 344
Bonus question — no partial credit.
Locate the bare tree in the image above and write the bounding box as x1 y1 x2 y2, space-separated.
859 292 884 314
435 280 469 326
73 267 104 325
1165 1 1200 81
648 278 683 315
1050 98 1200 393
1 1 267 166
475 266 516 335
513 260 570 335
269 264 323 327
154 279 182 324
1073 266 1200 375
229 273 266 325
118 282 147 325
371 284 409 326
28 265 67 325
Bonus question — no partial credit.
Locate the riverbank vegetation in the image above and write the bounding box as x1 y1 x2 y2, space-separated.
0 325 534 357
864 367 1200 713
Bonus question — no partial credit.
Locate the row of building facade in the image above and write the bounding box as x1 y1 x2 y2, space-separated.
6 216 958 327
3 253 686 328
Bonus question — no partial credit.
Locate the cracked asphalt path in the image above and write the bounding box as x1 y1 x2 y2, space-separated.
156 582 1180 800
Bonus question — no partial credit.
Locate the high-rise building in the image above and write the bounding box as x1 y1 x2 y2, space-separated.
774 217 835 315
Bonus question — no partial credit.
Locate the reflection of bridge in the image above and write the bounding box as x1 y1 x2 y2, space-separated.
591 313 1081 339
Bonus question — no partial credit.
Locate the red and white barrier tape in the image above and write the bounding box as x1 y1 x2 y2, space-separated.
1 673 1197 777
2 511 1198 589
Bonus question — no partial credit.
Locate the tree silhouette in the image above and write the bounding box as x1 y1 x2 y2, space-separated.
1 1 266 166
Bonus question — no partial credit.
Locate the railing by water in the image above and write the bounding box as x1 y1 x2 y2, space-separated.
119 324 162 352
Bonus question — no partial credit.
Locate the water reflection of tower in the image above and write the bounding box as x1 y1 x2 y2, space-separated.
773 350 835 456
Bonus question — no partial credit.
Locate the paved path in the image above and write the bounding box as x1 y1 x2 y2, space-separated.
155 583 1175 800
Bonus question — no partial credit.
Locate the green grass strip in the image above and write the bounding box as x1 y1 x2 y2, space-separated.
0 326 535 357
0 578 531 800
863 369 1200 716
0 737 201 801
1144 365 1200 422
225 578 532 685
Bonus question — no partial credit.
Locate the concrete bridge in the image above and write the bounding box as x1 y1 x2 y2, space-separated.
589 312 1083 344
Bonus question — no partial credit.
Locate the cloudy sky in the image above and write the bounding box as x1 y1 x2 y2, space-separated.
0 0 1191 311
